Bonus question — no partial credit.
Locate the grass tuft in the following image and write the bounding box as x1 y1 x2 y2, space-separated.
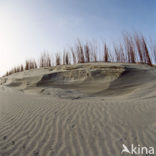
39 52 51 68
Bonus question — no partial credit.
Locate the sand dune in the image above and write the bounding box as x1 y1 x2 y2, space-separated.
0 63 156 156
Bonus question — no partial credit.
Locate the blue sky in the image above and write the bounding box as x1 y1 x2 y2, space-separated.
0 0 155 75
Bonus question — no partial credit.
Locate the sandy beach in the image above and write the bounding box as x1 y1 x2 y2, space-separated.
0 63 156 156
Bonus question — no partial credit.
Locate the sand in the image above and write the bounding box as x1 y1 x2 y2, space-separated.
0 63 156 156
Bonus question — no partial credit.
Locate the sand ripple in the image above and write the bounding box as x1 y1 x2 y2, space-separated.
0 90 156 156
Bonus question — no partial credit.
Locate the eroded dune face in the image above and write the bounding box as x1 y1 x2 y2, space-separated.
0 63 156 97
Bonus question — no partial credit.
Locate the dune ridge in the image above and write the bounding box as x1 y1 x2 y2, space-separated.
1 63 156 97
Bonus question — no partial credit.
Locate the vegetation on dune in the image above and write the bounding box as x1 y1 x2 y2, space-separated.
39 52 51 68
4 33 156 76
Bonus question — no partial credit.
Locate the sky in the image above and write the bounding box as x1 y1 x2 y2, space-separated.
0 0 156 75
